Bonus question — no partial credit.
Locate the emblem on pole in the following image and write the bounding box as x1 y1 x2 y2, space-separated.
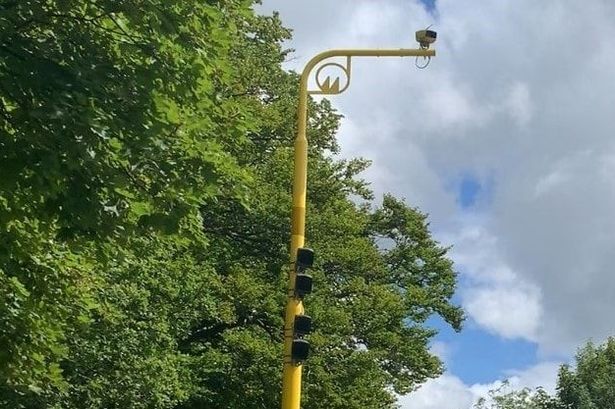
310 56 351 95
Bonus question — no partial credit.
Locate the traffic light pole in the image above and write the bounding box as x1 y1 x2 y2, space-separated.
281 46 436 409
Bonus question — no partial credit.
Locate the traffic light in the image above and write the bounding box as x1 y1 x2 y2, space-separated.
294 273 313 298
294 247 314 299
293 314 312 336
291 339 310 362
291 248 315 363
291 315 312 362
296 248 314 271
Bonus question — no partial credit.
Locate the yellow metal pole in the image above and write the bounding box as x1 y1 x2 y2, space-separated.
281 47 435 409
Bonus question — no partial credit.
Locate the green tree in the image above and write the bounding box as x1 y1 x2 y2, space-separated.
1 1 464 408
471 337 615 409
1 1 256 407
474 383 559 409
556 338 615 409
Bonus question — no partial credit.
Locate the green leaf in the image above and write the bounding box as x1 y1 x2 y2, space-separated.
131 201 154 218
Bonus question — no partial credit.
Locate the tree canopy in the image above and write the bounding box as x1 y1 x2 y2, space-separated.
1 1 463 408
473 338 615 409
556 338 615 409
474 384 558 409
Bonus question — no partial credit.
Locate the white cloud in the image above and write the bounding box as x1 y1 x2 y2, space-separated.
504 82 533 127
398 374 476 409
336 115 457 224
445 225 543 341
399 361 561 409
260 0 615 357
463 284 542 341
423 78 482 130
503 361 561 393
430 340 452 364
398 360 560 409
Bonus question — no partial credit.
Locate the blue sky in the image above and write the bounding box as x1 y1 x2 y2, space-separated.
457 175 482 208
259 0 615 407
419 0 546 389
426 176 540 385
430 315 538 385
418 0 436 14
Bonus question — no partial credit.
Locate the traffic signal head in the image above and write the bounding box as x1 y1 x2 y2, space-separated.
296 248 314 271
291 339 310 362
294 273 313 298
294 314 312 336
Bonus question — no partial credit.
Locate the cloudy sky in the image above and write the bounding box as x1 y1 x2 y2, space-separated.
258 1 615 407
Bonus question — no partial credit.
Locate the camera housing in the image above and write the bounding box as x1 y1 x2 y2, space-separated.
415 29 437 48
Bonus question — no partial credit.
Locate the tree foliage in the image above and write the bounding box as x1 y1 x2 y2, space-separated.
474 383 559 409
1 1 462 408
473 337 615 409
556 338 615 409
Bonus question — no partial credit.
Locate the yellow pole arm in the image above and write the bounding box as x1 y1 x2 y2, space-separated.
281 47 435 409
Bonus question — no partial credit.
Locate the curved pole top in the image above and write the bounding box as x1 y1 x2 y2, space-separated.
300 48 436 95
